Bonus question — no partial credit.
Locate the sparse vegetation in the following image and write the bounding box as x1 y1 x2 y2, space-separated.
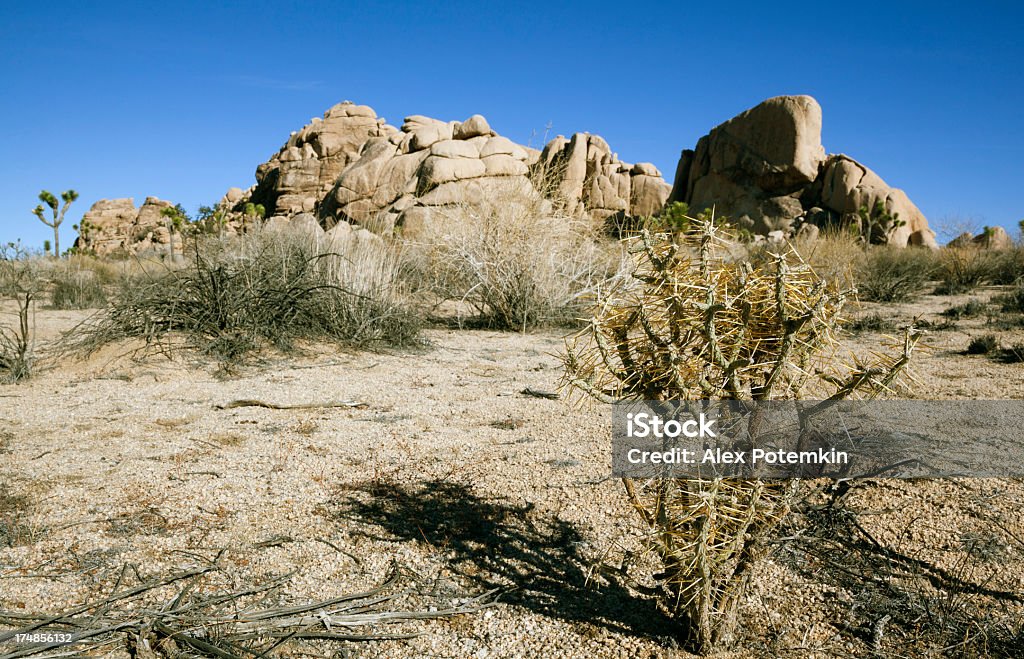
855 245 935 302
846 312 897 333
0 245 40 381
941 298 988 319
68 229 423 364
966 334 999 355
408 182 625 330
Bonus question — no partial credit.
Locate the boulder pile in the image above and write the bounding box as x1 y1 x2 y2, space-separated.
669 95 936 247
75 197 177 256
76 95 939 254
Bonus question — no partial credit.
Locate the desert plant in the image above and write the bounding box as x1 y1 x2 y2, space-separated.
855 245 935 302
856 199 905 244
69 229 422 363
49 263 107 310
993 282 1024 314
846 312 897 333
941 299 988 319
0 248 41 381
408 182 625 330
966 334 999 355
561 218 920 654
934 248 998 294
31 189 78 256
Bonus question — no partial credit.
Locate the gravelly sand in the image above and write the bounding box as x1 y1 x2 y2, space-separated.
1 290 1023 658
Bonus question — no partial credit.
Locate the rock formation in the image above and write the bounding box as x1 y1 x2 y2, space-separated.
226 101 669 237
669 95 937 247
77 95 938 255
947 225 1014 250
75 197 177 256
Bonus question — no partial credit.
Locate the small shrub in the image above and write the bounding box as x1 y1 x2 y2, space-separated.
941 299 988 319
407 181 625 330
846 313 897 333
934 248 997 295
50 268 107 309
70 229 422 363
966 334 999 355
915 317 958 331
993 283 1024 314
987 246 1024 285
855 246 935 302
1003 343 1024 363
0 253 39 382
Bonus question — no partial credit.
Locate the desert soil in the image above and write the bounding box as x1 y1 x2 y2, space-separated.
1 288 1023 658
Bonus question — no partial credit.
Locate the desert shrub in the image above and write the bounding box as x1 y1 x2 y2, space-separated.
993 282 1024 314
986 246 1024 284
934 248 998 294
70 229 422 363
941 299 988 319
406 182 625 330
966 334 999 355
562 219 920 654
846 313 897 333
854 245 935 302
0 252 40 382
790 230 865 291
1003 343 1024 363
49 267 107 309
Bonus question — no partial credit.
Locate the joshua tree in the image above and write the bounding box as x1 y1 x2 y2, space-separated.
31 189 78 256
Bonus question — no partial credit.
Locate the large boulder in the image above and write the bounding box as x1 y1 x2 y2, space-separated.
669 95 936 247
76 197 178 256
248 101 397 217
537 132 671 221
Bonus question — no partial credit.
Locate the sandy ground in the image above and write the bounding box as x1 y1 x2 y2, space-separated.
1 288 1023 658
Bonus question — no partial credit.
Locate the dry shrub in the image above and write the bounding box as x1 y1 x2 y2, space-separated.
49 262 108 309
68 228 422 363
0 256 40 382
562 219 920 654
789 230 865 291
935 248 999 294
405 182 626 330
855 245 936 302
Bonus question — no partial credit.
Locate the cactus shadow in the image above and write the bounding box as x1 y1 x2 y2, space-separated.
333 478 676 641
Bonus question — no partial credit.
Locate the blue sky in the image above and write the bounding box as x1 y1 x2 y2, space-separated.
1 1 1021 248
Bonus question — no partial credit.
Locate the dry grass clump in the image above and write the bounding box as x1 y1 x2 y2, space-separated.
404 183 627 330
934 248 1001 295
854 245 936 302
48 263 108 309
68 229 422 363
562 219 920 654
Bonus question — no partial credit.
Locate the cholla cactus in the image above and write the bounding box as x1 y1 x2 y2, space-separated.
562 217 921 653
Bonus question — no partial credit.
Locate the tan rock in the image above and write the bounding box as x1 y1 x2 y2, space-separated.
419 156 486 188
430 139 480 159
482 154 529 177
454 114 492 140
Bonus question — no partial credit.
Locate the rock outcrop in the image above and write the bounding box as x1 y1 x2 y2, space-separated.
249 102 397 217
226 101 670 237
537 133 671 222
670 95 936 247
947 226 1014 250
76 197 177 256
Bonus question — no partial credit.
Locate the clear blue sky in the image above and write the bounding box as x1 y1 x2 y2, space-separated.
1 1 1021 248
